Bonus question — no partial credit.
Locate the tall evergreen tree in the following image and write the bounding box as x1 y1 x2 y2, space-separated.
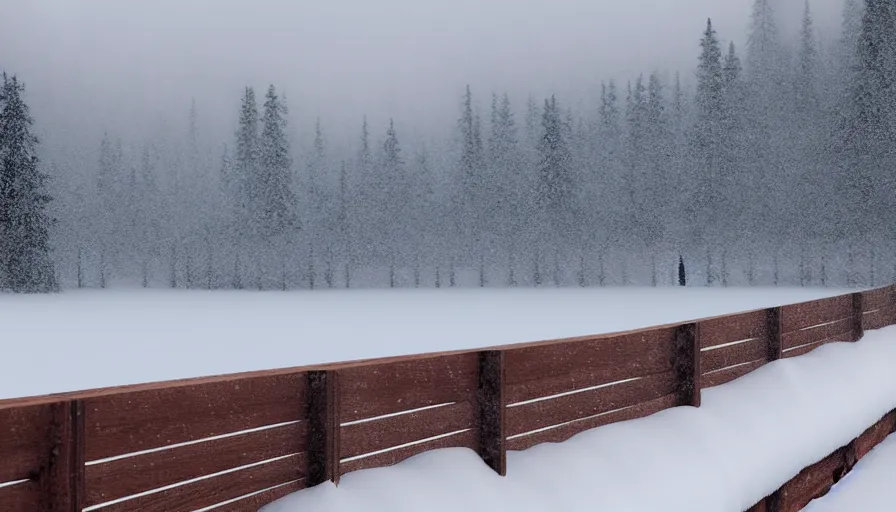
691 19 725 243
837 0 896 239
233 87 259 230
0 75 56 292
537 96 574 237
257 84 296 237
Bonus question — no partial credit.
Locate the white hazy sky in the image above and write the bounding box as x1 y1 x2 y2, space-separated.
0 0 844 157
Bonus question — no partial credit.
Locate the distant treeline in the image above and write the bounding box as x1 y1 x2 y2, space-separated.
2 0 895 292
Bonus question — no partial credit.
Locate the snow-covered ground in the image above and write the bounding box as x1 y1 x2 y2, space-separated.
264 327 896 512
0 287 846 400
804 433 896 512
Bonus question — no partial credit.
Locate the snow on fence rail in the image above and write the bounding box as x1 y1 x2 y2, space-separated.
1 286 895 512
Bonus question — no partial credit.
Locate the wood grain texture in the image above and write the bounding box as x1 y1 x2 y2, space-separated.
698 310 767 348
339 429 476 476
767 307 783 361
83 372 306 461
776 447 845 512
504 328 676 391
861 286 892 311
505 371 677 437
851 292 864 341
476 350 506 476
854 411 896 461
781 295 852 333
863 306 896 331
96 454 302 512
307 370 339 487
209 479 307 512
340 401 474 459
702 360 767 389
782 337 847 359
1 480 42 512
337 353 478 423
674 323 701 407
0 402 56 483
781 318 852 350
701 337 767 374
85 422 307 506
506 393 678 452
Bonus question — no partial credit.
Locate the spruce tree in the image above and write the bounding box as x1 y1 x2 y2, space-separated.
536 96 574 226
0 75 57 292
258 84 296 238
691 19 725 242
233 87 259 231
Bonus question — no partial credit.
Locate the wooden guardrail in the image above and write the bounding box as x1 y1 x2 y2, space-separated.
1 285 895 512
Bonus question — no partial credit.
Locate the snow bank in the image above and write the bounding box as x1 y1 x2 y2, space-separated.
0 287 842 399
804 434 896 511
263 327 896 512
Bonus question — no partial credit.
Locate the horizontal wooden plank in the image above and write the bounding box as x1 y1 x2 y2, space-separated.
863 306 896 331
855 411 896 461
337 353 478 423
698 310 767 349
702 360 767 389
701 338 768 374
85 422 307 506
84 372 306 461
0 480 42 512
505 328 676 391
97 453 302 512
506 372 677 437
861 286 893 311
340 401 474 459
777 447 845 512
339 429 476 476
506 365 622 406
0 402 58 483
782 318 853 350
506 393 678 452
783 337 847 359
209 479 307 512
781 295 852 333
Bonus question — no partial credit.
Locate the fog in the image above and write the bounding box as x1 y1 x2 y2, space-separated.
3 0 891 293
2 0 842 150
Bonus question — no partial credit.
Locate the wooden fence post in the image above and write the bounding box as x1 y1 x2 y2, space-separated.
766 307 783 361
674 323 700 407
43 399 84 512
307 370 340 487
476 350 506 476
851 292 864 341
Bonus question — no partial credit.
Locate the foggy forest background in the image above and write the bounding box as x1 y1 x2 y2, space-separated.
1 0 895 292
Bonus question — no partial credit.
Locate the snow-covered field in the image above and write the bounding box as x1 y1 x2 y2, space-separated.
0 287 847 400
264 327 896 512
805 433 896 512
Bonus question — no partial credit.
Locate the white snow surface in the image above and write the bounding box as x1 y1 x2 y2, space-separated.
0 287 845 400
804 433 896 512
264 328 896 512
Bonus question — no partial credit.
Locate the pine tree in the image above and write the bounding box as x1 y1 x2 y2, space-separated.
691 19 725 242
258 84 296 238
795 0 820 117
233 87 259 230
838 0 896 240
0 75 57 292
536 96 574 227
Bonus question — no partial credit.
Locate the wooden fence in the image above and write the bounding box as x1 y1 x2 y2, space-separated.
2 285 895 512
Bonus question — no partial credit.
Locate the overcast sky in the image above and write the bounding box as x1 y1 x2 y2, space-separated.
1 0 844 159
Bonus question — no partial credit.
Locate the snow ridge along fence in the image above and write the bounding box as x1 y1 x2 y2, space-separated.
1 286 895 512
